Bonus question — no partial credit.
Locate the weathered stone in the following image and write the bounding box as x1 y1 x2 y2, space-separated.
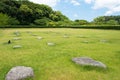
63 35 69 38
13 37 21 40
14 31 20 36
37 37 43 40
82 41 89 43
32 34 37 36
77 35 87 38
13 45 22 49
6 66 34 80
72 57 107 68
100 40 108 43
47 42 55 46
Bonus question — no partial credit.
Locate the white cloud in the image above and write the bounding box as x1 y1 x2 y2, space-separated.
74 14 78 17
65 0 80 6
85 0 120 15
29 0 60 7
71 0 80 6
105 6 120 15
30 0 80 7
85 0 93 4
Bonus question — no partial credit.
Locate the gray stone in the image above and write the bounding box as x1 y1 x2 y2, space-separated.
72 57 107 68
77 35 87 38
13 45 22 49
63 35 69 38
32 34 37 36
47 42 55 46
13 37 21 40
14 31 20 36
100 40 108 43
37 37 43 40
6 66 34 80
83 40 89 43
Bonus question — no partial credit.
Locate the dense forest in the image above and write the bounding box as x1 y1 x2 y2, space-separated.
0 0 120 27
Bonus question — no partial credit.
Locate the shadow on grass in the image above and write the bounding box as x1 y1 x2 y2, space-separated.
72 62 111 74
24 77 34 80
80 65 108 72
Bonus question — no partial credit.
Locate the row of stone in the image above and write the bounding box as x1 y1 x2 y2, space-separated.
12 36 109 43
6 57 107 80
13 31 104 39
13 42 55 49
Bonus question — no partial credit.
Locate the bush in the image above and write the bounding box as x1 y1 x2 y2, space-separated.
0 13 9 25
106 20 118 25
34 17 51 26
8 17 20 25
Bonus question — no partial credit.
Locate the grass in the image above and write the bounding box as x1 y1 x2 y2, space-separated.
0 28 120 80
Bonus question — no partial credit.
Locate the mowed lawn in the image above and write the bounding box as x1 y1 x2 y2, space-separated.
0 28 120 80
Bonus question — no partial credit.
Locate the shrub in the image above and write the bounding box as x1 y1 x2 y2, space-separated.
8 17 20 25
0 13 9 25
34 17 51 26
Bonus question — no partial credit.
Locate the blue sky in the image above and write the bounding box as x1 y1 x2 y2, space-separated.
29 0 120 21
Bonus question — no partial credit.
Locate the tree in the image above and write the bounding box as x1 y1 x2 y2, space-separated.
34 8 43 19
34 17 51 26
74 19 89 25
49 11 69 21
18 4 33 24
93 16 106 25
0 13 9 25
8 17 20 25
106 20 118 25
0 0 70 25
93 16 120 25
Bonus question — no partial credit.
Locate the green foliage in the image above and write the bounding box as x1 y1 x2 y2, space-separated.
93 16 120 25
8 17 20 25
34 17 51 26
0 0 120 27
49 11 69 21
47 21 57 26
0 13 9 25
18 4 33 24
93 16 105 24
0 0 69 25
0 13 19 25
47 20 73 27
106 20 118 25
74 19 89 25
19 4 32 13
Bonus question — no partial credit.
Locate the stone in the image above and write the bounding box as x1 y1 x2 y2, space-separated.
13 37 21 40
32 34 37 36
100 40 108 43
47 42 55 46
6 66 34 80
13 45 22 49
82 40 89 43
37 37 43 40
72 57 107 68
77 35 87 38
26 31 32 33
63 35 69 38
14 31 20 36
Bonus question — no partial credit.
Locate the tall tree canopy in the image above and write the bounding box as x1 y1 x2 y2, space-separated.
93 16 120 25
0 0 69 25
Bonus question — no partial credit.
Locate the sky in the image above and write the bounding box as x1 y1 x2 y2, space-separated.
29 0 120 21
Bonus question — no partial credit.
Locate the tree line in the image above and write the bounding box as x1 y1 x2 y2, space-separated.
0 0 69 25
0 0 120 27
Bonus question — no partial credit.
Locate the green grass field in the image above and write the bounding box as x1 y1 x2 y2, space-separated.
0 28 120 80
